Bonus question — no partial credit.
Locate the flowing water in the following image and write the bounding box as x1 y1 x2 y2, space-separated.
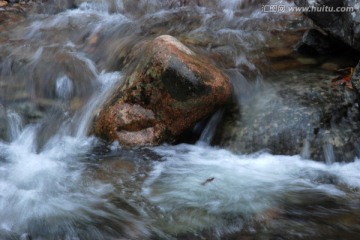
0 0 359 239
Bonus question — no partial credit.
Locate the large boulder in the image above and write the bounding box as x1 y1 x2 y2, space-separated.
216 69 360 162
295 0 360 51
94 35 231 146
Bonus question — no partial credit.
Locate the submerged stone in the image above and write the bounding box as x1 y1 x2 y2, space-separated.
94 35 231 146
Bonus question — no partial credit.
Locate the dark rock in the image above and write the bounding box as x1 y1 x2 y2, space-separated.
296 28 347 55
295 0 360 51
94 35 231 146
216 69 360 162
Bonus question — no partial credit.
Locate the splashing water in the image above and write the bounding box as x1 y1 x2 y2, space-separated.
0 72 150 239
143 144 360 237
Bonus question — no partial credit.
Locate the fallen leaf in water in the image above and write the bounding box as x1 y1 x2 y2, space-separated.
331 67 353 89
201 177 215 186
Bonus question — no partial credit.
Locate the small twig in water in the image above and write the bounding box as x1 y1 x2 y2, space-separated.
201 177 215 186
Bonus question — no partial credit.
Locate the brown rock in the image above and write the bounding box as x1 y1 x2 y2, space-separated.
94 35 231 146
0 1 8 7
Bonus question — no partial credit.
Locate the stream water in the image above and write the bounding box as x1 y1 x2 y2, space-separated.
0 0 360 239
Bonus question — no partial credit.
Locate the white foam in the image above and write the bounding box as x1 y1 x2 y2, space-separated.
143 144 360 231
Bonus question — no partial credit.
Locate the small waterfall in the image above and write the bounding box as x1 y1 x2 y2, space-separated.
197 110 224 145
323 143 335 164
74 71 123 138
6 110 23 142
55 75 74 100
301 138 311 159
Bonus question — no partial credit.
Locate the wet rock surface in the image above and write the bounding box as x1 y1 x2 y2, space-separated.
295 0 360 52
94 35 231 146
0 0 38 12
217 68 360 162
351 61 360 94
296 28 349 56
0 0 75 21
